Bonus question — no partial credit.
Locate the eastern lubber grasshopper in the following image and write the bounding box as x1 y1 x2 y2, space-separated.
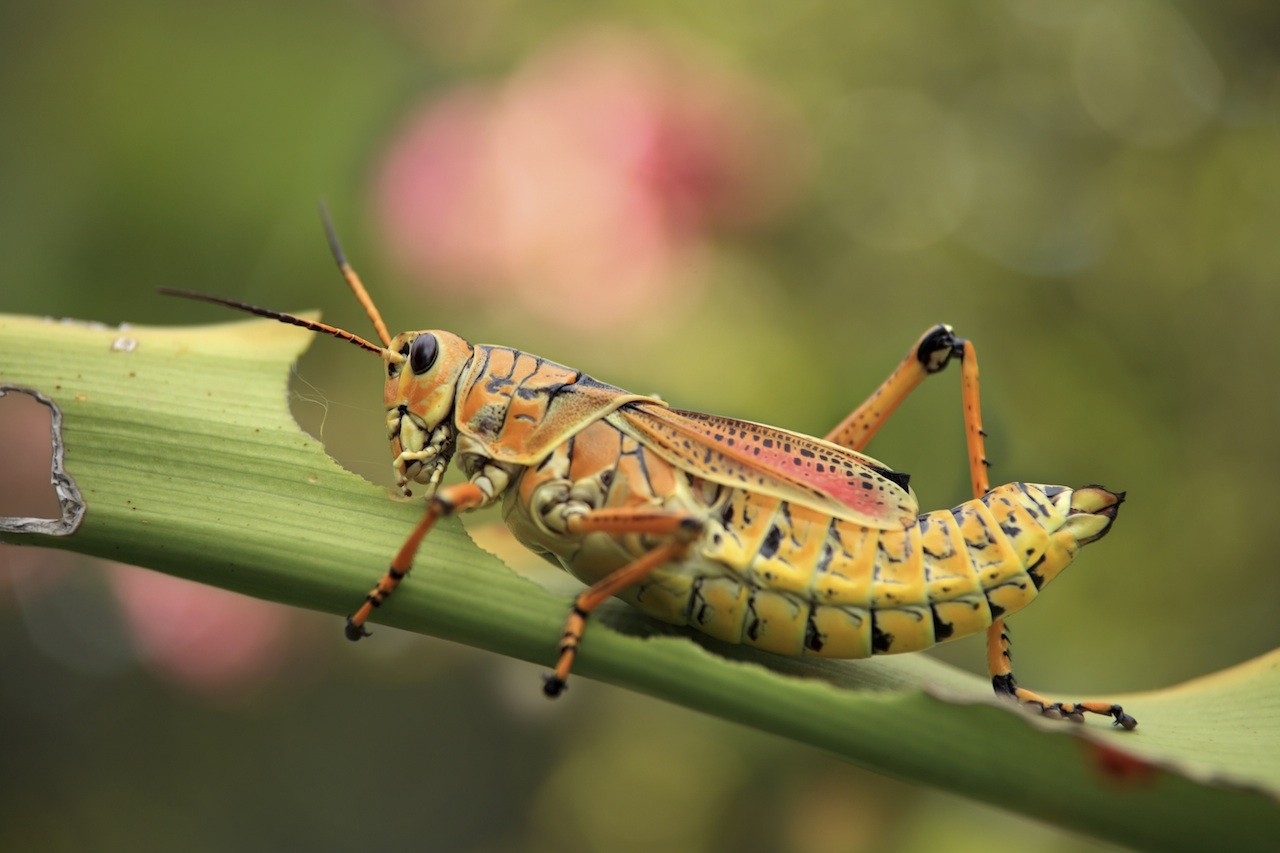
161 212 1136 730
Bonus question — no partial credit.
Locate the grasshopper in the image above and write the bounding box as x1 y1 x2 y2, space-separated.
161 213 1135 729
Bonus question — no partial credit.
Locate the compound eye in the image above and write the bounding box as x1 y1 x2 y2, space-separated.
409 333 439 375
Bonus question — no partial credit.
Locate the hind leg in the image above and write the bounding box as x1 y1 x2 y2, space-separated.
824 324 964 452
827 329 1137 729
958 341 1137 729
988 622 1137 729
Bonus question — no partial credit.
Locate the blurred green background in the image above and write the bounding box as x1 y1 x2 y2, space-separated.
2 1 1278 850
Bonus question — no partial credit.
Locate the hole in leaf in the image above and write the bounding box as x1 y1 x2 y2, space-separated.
0 388 62 519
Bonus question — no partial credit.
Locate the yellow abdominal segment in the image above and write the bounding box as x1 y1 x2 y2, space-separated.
620 482 1083 658
505 419 1093 660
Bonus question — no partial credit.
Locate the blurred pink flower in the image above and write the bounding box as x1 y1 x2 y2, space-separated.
106 564 298 701
376 30 806 332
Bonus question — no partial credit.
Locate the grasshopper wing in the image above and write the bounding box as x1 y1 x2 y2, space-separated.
609 404 917 528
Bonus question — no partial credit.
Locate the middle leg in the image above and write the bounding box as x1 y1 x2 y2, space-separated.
543 508 704 697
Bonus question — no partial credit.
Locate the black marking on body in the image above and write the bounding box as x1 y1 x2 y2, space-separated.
535 440 564 472
562 434 578 470
779 502 802 546
687 577 709 625
760 525 783 559
1025 554 1047 589
530 371 579 404
472 346 493 379
816 540 834 576
628 443 659 499
483 375 513 397
745 595 762 641
871 614 894 653
999 521 1023 540
593 432 624 495
918 517 956 562
958 505 997 548
577 374 628 393
511 353 543 391
804 609 825 653
875 537 906 568
472 404 506 438
1015 483 1055 519
931 605 954 641
483 348 520 394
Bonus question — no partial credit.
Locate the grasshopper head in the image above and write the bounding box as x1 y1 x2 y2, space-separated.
160 210 482 500
384 329 473 497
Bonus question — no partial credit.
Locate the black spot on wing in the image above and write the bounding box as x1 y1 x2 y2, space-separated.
874 465 911 491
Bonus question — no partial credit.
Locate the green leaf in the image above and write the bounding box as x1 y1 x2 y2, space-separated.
2 312 1276 849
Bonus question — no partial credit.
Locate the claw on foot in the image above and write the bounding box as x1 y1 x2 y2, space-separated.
1032 699 1137 730
542 673 567 698
997 680 1138 730
1110 707 1139 731
344 617 371 642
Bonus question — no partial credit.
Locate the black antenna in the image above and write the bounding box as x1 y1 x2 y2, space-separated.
158 287 385 356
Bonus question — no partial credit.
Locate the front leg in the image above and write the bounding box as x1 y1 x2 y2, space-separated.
345 479 493 640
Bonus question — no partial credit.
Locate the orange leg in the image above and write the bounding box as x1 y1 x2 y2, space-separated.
988 620 1137 730
830 332 1136 729
345 481 488 641
543 509 703 697
959 342 1135 730
824 324 964 452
